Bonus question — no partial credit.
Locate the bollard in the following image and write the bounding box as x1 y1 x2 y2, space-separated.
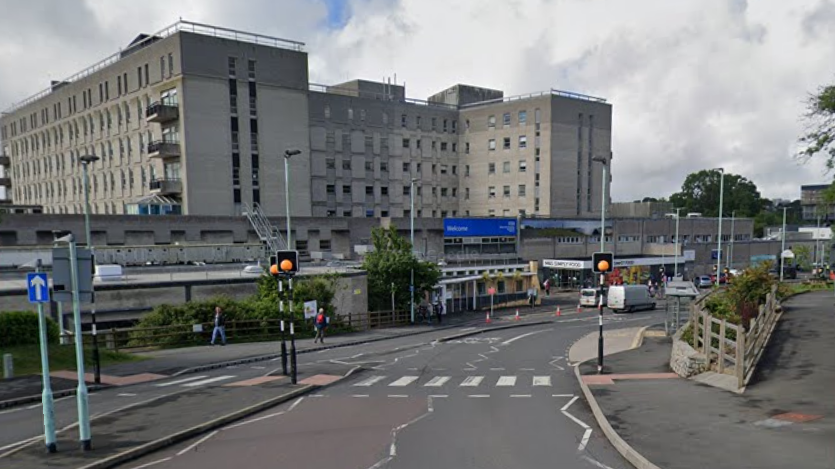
3 354 13 379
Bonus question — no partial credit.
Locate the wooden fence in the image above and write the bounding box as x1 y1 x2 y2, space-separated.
689 284 781 389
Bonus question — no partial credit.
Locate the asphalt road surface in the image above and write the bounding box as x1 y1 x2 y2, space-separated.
120 309 665 469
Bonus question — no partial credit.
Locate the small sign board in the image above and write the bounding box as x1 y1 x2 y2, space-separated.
488 287 496 296
192 324 204 333
27 273 49 303
304 300 318 319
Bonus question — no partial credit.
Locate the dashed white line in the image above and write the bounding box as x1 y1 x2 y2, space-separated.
388 394 409 398
489 367 506 371
429 394 448 398
352 394 369 398
118 393 137 397
510 394 532 398
552 394 574 397
468 394 490 398
154 375 208 387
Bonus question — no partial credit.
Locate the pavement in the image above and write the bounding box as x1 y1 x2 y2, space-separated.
577 290 835 469
1 302 666 469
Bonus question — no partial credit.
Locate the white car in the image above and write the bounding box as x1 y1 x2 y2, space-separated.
579 288 601 307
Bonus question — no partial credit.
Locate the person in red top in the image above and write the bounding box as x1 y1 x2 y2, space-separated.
314 308 328 344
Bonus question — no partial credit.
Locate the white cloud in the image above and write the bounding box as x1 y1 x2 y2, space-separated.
2 0 835 203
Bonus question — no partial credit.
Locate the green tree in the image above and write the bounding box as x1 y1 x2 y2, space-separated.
798 83 835 168
362 225 441 312
255 273 338 316
669 170 763 217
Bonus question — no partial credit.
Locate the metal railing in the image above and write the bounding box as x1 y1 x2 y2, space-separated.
243 202 287 253
308 83 458 109
149 178 182 193
459 88 607 109
147 140 180 155
4 20 304 114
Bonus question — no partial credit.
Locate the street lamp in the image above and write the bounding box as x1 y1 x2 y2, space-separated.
715 168 725 287
780 206 787 282
79 155 101 385
592 155 608 374
673 208 681 278
410 177 419 324
283 148 301 249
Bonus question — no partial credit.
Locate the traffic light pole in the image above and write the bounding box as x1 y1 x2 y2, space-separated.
278 277 288 376
598 273 604 374
288 276 297 385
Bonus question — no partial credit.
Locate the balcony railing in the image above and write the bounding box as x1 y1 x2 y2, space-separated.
146 102 180 123
149 178 182 194
147 140 181 158
0 155 10 166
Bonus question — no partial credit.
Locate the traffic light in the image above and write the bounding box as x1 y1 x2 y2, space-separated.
592 252 614 273
273 250 299 275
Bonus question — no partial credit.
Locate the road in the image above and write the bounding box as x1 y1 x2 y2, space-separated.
114 309 665 469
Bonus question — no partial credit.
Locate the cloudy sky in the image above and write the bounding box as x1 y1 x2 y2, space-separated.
1 0 834 202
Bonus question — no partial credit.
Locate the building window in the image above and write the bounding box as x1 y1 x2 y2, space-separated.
503 161 510 173
381 186 388 195
519 160 527 172
488 186 496 198
360 109 366 122
452 120 457 133
402 138 410 149
416 116 421 128
403 162 410 172
401 114 407 128
443 119 448 132
440 164 448 174
503 137 511 150
488 139 496 151
518 184 526 197
465 165 470 177
247 59 256 80
348 108 353 120
441 187 448 197
327 184 335 194
519 110 527 125
519 135 527 149
326 159 335 169
321 239 332 250
503 112 511 127
380 162 388 172
324 105 331 119
503 185 511 197
488 163 496 174
403 186 411 195
342 160 351 170
488 115 496 128
416 139 422 149
228 57 237 76
365 161 374 171
342 185 351 194
465 142 470 154
465 187 470 199
440 142 448 151
366 185 374 195
382 112 388 125
432 164 437 174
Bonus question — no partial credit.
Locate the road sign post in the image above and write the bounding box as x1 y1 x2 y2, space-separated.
27 264 57 453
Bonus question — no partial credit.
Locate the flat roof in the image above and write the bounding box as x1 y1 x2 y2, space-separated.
3 20 305 115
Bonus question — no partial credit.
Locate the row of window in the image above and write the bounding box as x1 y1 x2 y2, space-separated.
4 54 176 139
481 185 528 198
322 209 459 219
487 135 528 151
324 105 458 134
325 184 460 198
402 138 457 152
14 164 162 204
486 160 528 175
486 109 541 129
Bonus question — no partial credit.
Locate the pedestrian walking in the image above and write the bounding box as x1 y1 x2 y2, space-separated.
435 301 443 324
314 308 328 344
210 306 227 346
544 279 551 296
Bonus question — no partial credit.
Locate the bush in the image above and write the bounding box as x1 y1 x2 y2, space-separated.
0 311 59 347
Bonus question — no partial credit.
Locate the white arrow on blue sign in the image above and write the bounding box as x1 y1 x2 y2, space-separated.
27 273 50 303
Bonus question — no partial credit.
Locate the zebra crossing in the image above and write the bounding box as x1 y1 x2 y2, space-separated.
154 375 238 388
352 374 560 389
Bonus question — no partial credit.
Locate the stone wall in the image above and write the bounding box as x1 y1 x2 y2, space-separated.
670 328 708 378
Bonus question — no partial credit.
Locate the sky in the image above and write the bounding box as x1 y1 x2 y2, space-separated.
1 0 834 203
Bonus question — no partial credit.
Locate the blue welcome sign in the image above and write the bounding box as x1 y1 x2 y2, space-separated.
443 218 518 237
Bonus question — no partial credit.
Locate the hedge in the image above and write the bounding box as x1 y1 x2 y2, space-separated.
0 311 59 347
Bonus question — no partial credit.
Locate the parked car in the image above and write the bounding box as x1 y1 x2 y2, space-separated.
696 275 713 288
607 285 656 313
579 288 602 307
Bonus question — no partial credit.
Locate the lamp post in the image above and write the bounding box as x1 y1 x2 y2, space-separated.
592 155 608 374
780 206 787 282
410 177 418 324
79 154 101 385
54 233 91 451
715 168 725 287
283 148 301 249
674 208 681 278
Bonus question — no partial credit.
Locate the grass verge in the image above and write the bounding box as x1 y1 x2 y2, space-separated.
0 344 145 376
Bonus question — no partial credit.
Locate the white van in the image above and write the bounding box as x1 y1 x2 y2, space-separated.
607 285 656 313
579 288 601 307
94 264 124 282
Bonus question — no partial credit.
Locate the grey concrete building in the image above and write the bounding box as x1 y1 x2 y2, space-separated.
800 184 834 220
1 21 312 217
1 21 613 221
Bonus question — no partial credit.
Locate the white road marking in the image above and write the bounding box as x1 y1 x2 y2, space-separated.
224 411 285 429
429 394 448 398
489 367 505 371
460 376 484 387
424 376 450 387
459 327 476 332
288 397 305 412
310 394 326 397
510 394 532 398
182 375 236 387
496 376 517 386
561 395 580 411
0 436 41 452
225 365 239 369
352 394 369 398
520 368 536 371
501 329 551 346
388 376 418 387
176 430 218 456
128 457 173 469
251 366 265 370
118 393 137 397
552 394 574 397
581 455 616 469
388 394 409 398
353 375 386 387
533 376 552 387
468 394 490 398
154 375 209 387
579 428 593 451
